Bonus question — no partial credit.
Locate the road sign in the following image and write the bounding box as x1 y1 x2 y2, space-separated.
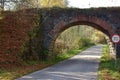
111 34 120 67
112 34 120 43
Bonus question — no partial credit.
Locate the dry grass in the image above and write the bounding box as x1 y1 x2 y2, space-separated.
0 63 52 80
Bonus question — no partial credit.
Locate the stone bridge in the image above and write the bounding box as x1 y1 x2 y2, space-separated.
1 7 120 65
38 7 120 58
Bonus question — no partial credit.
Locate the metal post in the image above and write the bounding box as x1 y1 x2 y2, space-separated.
111 34 120 68
115 43 117 68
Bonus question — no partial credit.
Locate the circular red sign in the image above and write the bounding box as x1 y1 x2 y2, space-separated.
112 34 120 43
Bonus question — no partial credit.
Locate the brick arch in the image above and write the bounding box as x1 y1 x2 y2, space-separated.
48 16 115 52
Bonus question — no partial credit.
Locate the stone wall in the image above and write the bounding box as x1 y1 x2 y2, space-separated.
39 7 120 57
1 7 120 66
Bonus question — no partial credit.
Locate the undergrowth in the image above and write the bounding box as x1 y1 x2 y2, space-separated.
98 45 120 80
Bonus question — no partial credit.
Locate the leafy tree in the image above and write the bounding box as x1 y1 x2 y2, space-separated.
16 0 41 9
16 0 68 10
0 0 19 10
40 0 68 8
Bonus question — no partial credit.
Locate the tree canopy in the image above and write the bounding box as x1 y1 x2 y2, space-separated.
0 0 68 10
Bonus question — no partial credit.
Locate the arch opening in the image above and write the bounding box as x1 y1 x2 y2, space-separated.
49 21 113 53
53 24 108 56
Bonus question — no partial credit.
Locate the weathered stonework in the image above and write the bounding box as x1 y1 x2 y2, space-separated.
38 7 120 57
1 7 120 63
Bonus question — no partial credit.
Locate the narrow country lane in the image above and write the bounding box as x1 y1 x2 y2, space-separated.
16 45 102 80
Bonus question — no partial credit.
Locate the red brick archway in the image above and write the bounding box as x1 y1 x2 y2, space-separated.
48 15 115 52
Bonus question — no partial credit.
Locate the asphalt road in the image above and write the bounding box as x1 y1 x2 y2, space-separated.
16 45 102 80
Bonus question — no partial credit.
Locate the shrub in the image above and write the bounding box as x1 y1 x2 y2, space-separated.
78 37 93 48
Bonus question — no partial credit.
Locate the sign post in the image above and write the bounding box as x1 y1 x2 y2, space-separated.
111 34 120 67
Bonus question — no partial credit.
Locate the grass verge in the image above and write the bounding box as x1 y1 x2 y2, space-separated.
0 45 93 80
52 45 92 63
98 45 120 80
0 64 52 80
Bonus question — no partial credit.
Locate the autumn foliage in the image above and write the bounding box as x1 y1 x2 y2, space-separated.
0 9 38 68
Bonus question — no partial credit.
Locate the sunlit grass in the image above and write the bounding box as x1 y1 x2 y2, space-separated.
98 45 120 80
52 45 93 63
